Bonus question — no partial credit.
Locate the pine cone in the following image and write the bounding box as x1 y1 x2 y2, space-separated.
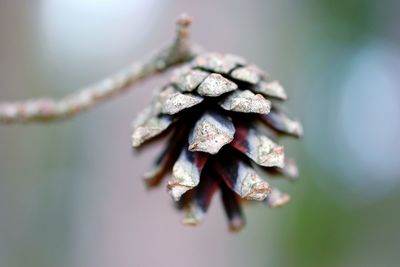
131 52 302 231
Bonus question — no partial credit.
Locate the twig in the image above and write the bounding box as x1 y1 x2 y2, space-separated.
0 14 197 123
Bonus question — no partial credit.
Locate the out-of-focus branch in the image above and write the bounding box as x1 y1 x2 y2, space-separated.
0 14 197 124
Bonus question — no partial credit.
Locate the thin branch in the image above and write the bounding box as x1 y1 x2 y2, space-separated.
0 14 197 124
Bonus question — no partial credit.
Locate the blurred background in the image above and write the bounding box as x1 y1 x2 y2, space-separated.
1 0 400 266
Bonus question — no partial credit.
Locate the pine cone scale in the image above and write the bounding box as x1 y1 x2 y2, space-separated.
131 52 302 231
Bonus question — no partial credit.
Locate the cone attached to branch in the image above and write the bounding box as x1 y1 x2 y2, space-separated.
131 52 302 231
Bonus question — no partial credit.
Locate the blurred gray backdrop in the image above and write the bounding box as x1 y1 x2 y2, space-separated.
1 1 400 267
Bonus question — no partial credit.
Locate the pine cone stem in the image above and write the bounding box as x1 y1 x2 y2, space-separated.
0 14 197 124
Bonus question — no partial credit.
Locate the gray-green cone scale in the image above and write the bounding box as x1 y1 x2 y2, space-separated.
131 52 302 232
